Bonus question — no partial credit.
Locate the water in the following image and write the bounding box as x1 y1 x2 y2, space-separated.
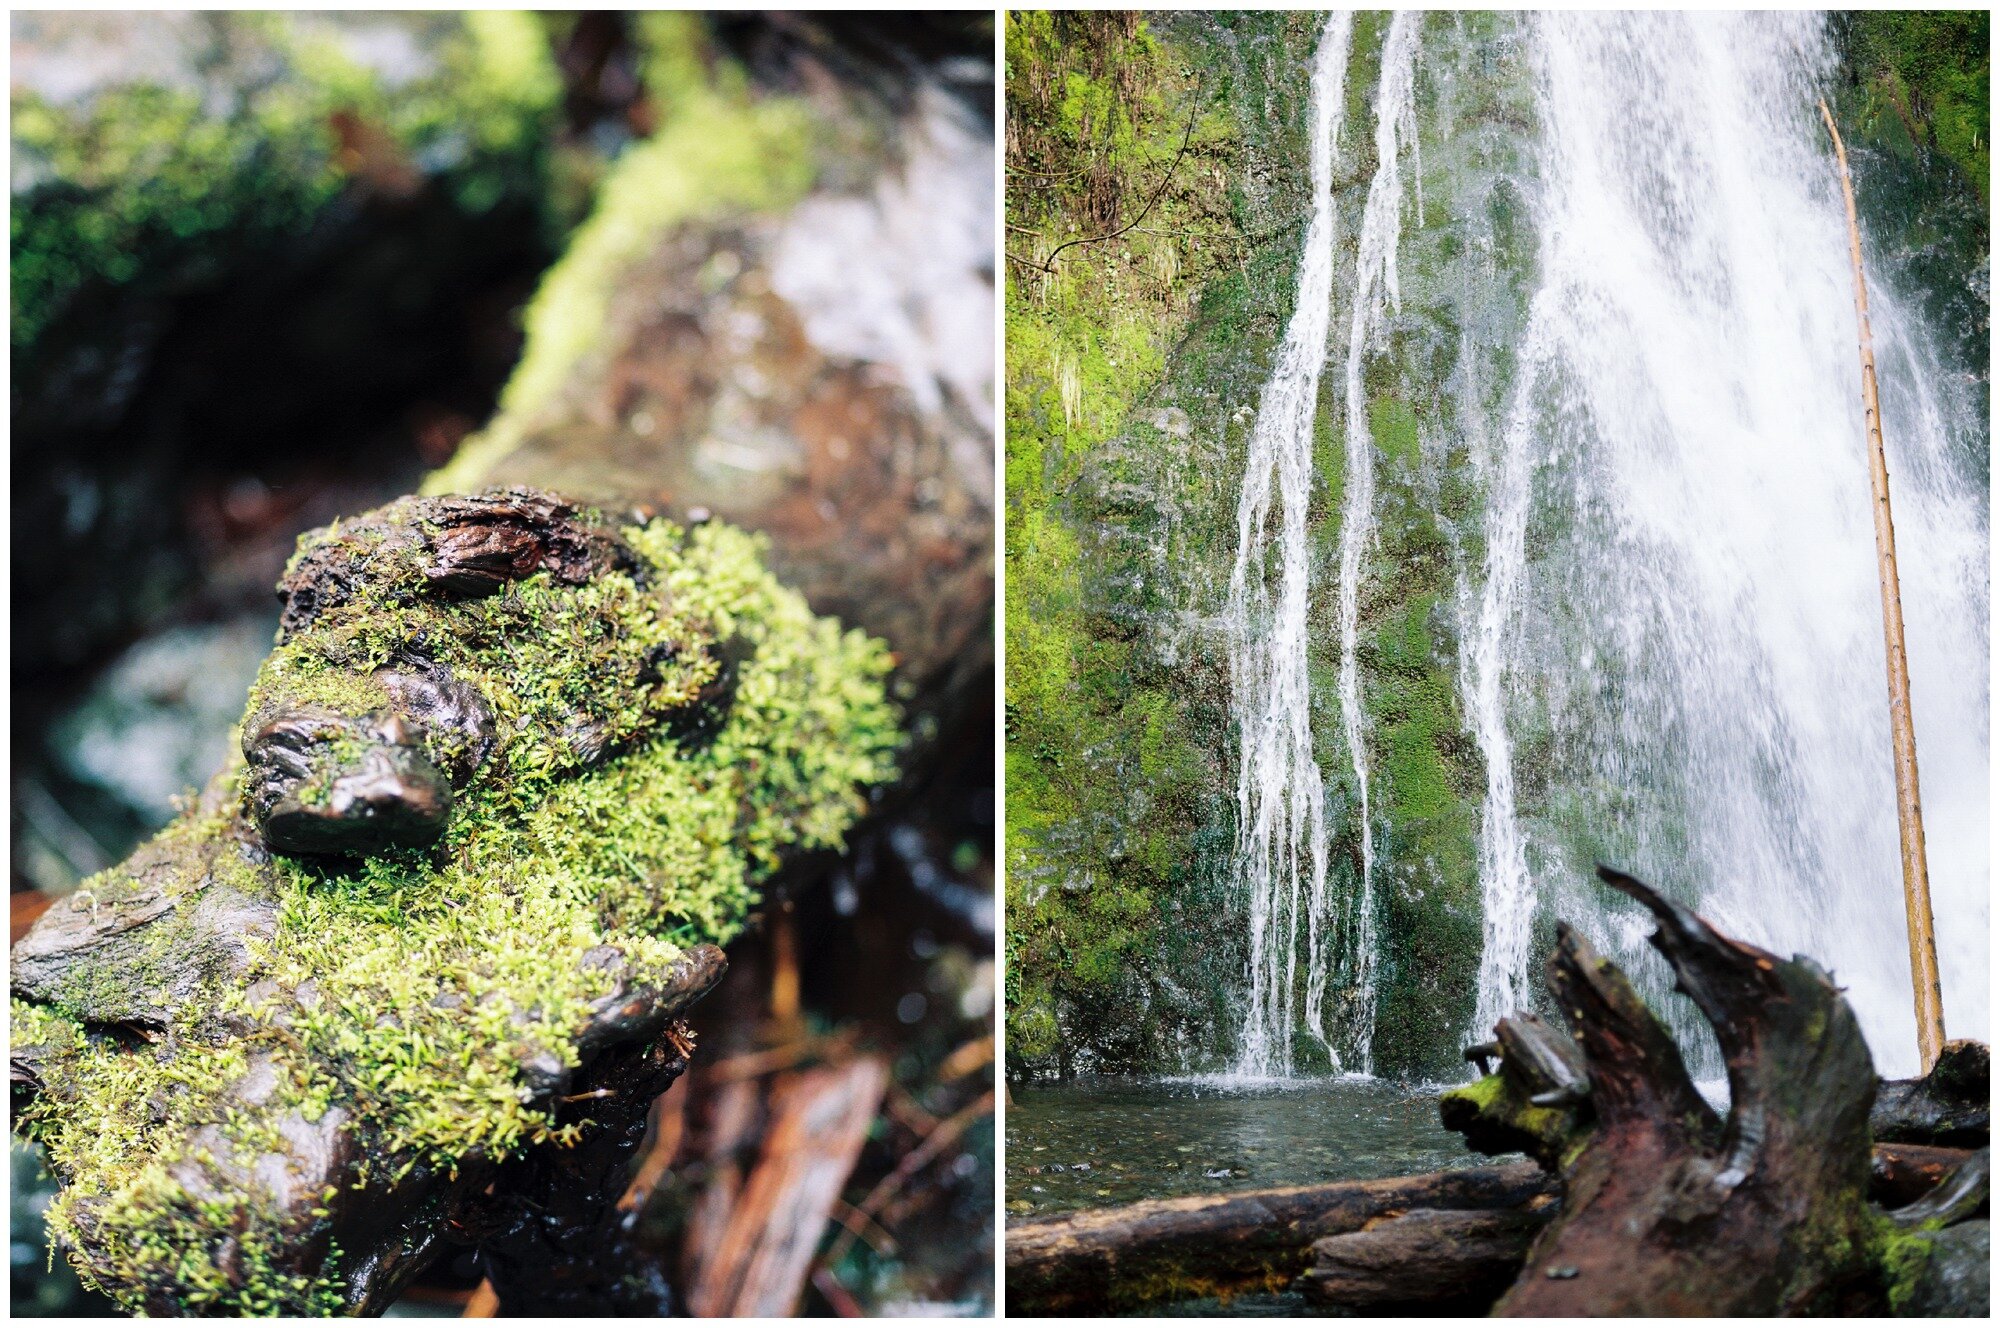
1465 12 1989 1078
1005 1076 1478 1219
1224 13 1353 1080
1217 11 1985 1081
1329 11 1422 1076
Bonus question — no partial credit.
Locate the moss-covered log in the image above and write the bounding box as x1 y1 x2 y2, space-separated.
10 489 898 1314
1002 1161 1550 1315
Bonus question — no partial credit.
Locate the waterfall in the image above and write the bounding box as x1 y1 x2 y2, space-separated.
1330 11 1422 1076
1464 12 1989 1077
1225 13 1352 1080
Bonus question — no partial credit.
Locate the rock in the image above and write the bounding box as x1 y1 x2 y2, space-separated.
1899 1219 1989 1317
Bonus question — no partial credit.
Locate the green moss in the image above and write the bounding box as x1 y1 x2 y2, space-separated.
11 12 564 352
1842 10 1989 202
1871 1214 1941 1315
15 515 898 1313
428 14 818 495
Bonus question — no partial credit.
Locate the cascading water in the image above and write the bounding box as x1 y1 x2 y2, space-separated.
1330 11 1422 1076
1219 11 1984 1082
1464 12 1988 1078
1224 13 1352 1080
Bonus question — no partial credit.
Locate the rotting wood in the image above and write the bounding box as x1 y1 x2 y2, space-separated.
684 1056 890 1317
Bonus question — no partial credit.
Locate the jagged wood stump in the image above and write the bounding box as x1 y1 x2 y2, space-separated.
11 490 899 1314
1439 865 1989 1317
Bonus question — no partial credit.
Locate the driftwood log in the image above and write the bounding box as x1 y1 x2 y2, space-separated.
1004 1161 1551 1315
1441 865 1989 1317
1294 1204 1553 1312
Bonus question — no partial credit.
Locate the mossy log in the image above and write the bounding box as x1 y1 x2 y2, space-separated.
1443 865 1989 1317
1002 1161 1551 1315
10 490 899 1314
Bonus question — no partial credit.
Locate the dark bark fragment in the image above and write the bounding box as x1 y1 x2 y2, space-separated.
1874 1143 1982 1209
1887 1147 1989 1230
1875 1040 1990 1148
275 489 637 640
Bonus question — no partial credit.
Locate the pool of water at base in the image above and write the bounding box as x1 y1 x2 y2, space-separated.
1005 1074 1480 1219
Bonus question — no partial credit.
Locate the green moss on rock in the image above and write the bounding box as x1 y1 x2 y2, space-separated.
11 11 563 353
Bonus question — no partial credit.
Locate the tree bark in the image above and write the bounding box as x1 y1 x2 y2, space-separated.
1003 1161 1550 1315
1452 866 1911 1315
1295 1204 1553 1312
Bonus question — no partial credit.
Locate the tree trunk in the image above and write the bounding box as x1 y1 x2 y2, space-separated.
1003 1161 1550 1315
1295 1204 1553 1312
1447 865 1959 1316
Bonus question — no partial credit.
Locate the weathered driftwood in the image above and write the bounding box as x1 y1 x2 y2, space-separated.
1443 865 1985 1316
1003 1161 1550 1316
1294 1203 1554 1312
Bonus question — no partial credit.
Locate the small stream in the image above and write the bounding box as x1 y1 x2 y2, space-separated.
1006 1075 1477 1219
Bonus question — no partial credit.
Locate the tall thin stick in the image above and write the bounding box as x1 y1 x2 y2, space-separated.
1818 98 1945 1072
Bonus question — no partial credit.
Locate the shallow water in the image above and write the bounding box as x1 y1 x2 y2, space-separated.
1005 1075 1478 1217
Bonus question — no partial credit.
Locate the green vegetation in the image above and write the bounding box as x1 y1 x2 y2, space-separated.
11 12 563 353
1841 10 1989 203
14 513 898 1314
1004 10 1309 1073
429 12 819 495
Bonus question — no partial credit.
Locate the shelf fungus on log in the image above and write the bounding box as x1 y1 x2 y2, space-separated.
1438 865 1991 1317
10 487 900 1316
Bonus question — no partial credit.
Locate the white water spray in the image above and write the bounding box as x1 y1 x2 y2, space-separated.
1464 13 1989 1076
1225 14 1352 1080
1330 12 1422 1074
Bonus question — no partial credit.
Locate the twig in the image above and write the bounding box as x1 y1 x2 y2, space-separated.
1039 77 1204 272
821 1090 995 1268
812 1267 867 1318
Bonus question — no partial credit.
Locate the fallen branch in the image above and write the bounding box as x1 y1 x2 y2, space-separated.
1004 1161 1551 1316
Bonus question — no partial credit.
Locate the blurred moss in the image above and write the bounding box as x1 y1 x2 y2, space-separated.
11 11 564 354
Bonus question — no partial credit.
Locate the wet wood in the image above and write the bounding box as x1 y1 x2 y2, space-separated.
684 1056 890 1317
1874 1039 1990 1148
1481 866 1883 1315
1003 1161 1551 1316
1872 1142 1978 1210
1296 1203 1555 1312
